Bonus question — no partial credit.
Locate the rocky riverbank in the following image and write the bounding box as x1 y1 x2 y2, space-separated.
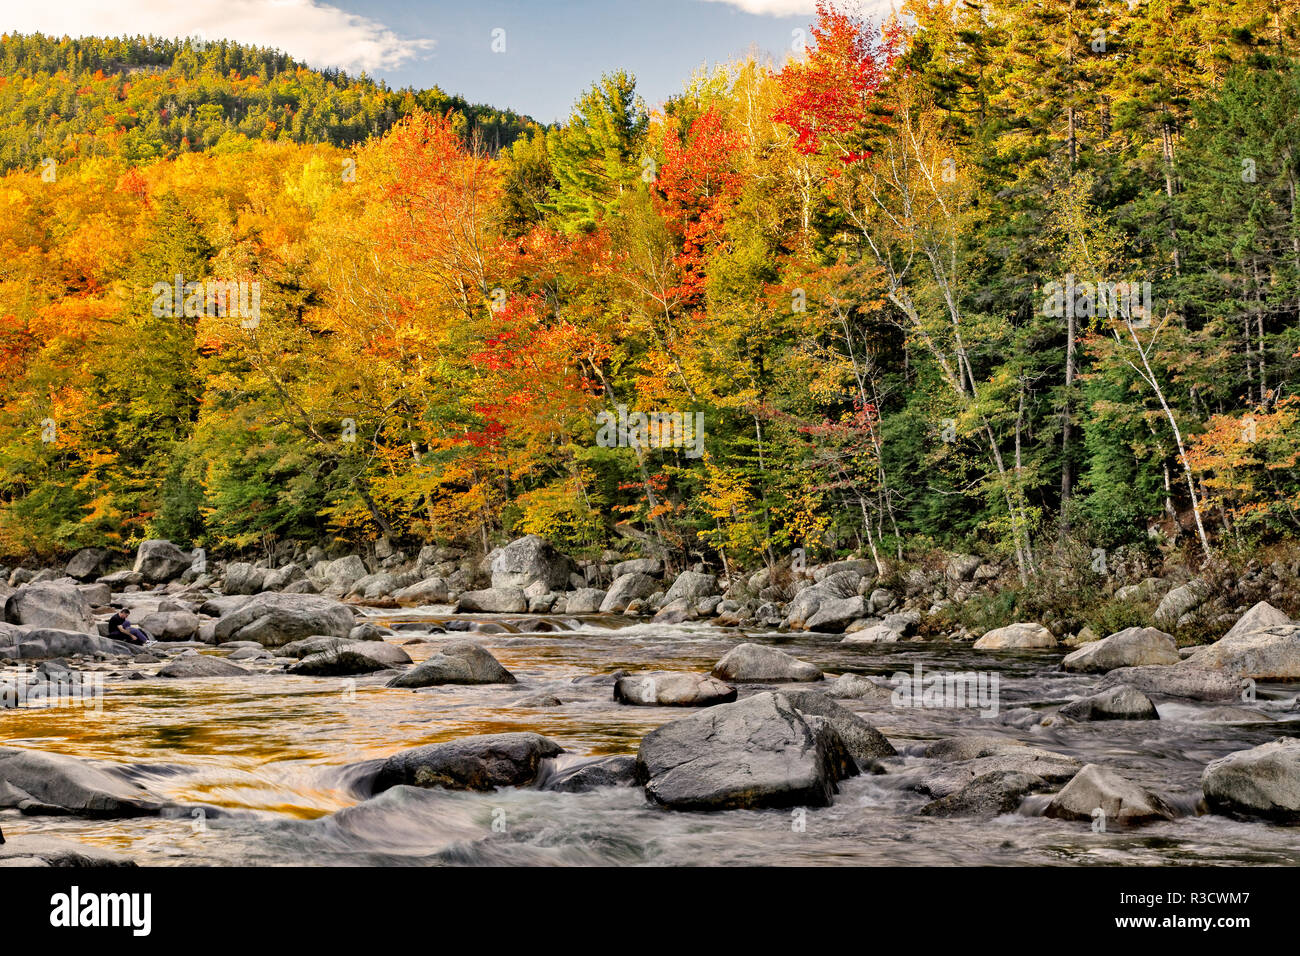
1 534 1299 866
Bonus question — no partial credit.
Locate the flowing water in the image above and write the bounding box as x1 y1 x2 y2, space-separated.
3 611 1299 866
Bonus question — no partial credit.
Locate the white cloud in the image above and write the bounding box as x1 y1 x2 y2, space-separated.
4 0 433 74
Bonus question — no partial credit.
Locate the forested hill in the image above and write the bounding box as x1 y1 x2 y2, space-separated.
0 33 534 172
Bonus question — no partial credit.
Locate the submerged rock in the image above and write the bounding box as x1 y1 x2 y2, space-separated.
1058 684 1159 721
614 673 736 707
158 655 252 678
542 755 639 793
0 747 163 817
919 770 1041 818
288 642 412 676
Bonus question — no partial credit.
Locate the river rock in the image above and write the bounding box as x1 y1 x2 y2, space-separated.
0 747 163 817
1222 601 1292 641
1045 764 1176 825
635 691 857 810
600 572 658 613
780 690 896 764
541 755 639 793
456 587 527 614
614 673 737 707
262 564 306 592
279 636 354 659
919 770 1042 818
651 599 696 624
213 593 355 647
0 834 135 867
223 562 267 595
784 571 862 629
564 588 606 613
805 595 867 633
0 628 134 660
4 583 94 633
489 535 572 592
158 655 252 678
973 622 1057 650
1201 739 1300 822
1182 624 1300 680
385 641 515 687
65 548 113 583
1099 664 1241 701
1061 626 1179 673
825 672 897 704
1058 684 1159 721
288 641 412 676
371 732 564 793
923 735 1028 762
840 621 904 644
133 540 192 583
711 642 822 682
915 748 1081 798
392 576 450 606
662 570 720 606
1153 578 1208 628
612 558 661 578
347 623 390 642
137 610 200 641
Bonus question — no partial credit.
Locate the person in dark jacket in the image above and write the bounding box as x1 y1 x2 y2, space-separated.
107 607 150 645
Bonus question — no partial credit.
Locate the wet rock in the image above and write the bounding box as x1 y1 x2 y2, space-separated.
780 690 896 764
919 770 1041 818
385 641 515 687
614 673 737 707
922 735 1029 762
372 732 564 793
541 755 638 793
288 641 412 675
0 747 163 817
0 835 135 867
1099 664 1241 701
711 642 822 682
973 622 1057 650
1182 624 1300 680
1045 764 1176 825
213 593 356 647
916 748 1081 799
600 572 658 613
157 655 252 678
1194 706 1276 724
1058 684 1159 721
133 540 193 583
1202 739 1300 822
455 587 527 614
4 583 94 633
1061 626 1179 672
635 691 857 810
516 693 564 707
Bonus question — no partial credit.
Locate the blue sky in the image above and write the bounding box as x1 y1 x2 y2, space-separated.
0 0 894 124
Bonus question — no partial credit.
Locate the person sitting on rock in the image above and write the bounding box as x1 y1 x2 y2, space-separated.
107 607 150 646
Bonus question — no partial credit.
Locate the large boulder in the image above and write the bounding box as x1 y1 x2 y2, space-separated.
490 535 571 591
392 576 450 606
288 642 412 676
0 747 163 817
564 588 606 614
1044 764 1175 826
599 572 658 613
635 692 857 810
973 622 1057 650
614 673 737 707
371 732 564 793
805 595 867 633
1202 739 1300 822
223 562 267 595
1098 664 1241 701
662 570 720 605
212 593 355 647
262 564 306 592
4 583 94 633
385 641 515 687
711 642 822 682
1058 684 1159 721
456 587 527 614
1153 577 1208 628
612 558 661 578
65 548 113 582
315 555 369 593
132 540 192 583
784 571 863 629
1182 624 1300 680
1061 626 1179 673
137 610 201 641
1222 601 1291 641
0 628 133 660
